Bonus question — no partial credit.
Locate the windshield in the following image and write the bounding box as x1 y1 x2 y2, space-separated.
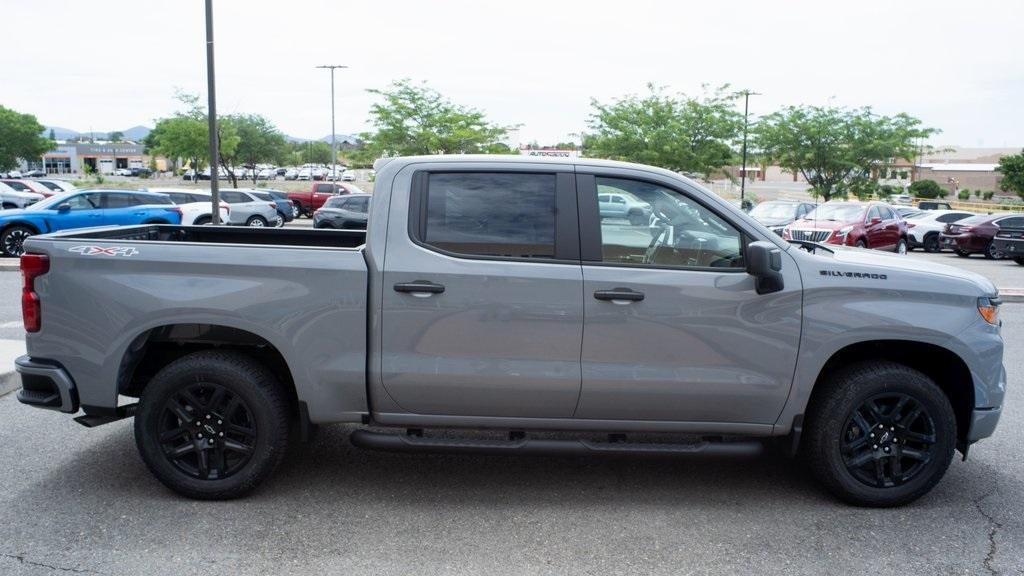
805 203 865 222
750 202 797 219
27 191 81 211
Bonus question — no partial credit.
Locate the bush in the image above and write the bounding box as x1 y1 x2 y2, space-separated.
958 189 971 200
898 170 908 179
908 179 942 199
938 189 948 198
983 190 994 200
974 189 981 198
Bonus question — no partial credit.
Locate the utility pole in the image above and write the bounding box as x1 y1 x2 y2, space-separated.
205 0 221 224
739 90 761 207
316 65 348 182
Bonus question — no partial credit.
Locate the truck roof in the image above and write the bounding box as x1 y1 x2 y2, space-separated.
373 154 690 181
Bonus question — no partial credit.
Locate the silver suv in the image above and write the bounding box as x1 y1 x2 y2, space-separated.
219 189 281 227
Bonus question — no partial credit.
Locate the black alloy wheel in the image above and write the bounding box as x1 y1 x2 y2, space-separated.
157 382 258 481
840 393 936 488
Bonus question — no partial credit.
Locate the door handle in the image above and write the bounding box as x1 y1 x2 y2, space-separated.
394 281 445 294
594 288 645 302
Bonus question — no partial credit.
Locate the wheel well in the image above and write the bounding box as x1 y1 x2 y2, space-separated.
1 221 40 235
810 340 974 445
118 324 297 409
142 219 169 224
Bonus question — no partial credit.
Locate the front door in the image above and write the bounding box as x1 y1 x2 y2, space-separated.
51 192 105 230
380 169 583 418
574 173 802 425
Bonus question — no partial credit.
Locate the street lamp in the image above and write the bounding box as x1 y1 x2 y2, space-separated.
316 65 348 183
204 0 221 223
739 90 761 206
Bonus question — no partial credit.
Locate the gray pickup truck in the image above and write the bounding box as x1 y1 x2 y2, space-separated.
15 156 1006 507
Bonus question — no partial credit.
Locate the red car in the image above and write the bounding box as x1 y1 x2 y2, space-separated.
940 213 1023 259
783 201 908 253
286 182 357 218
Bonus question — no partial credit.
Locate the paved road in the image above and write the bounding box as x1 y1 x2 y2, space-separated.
0 294 1021 573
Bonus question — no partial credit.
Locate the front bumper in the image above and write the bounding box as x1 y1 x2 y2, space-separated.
967 406 1002 443
15 355 79 413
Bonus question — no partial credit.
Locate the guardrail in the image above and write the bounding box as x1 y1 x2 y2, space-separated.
941 199 1023 213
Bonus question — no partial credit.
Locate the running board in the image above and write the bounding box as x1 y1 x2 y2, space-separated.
349 429 764 458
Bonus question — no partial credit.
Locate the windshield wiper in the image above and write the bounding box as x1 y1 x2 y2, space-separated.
787 239 835 254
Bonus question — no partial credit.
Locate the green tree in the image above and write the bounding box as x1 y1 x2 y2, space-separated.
0 106 54 172
752 105 936 201
144 92 238 180
301 141 333 165
218 114 285 186
997 150 1024 200
908 179 942 199
109 131 124 142
583 84 743 178
359 79 510 157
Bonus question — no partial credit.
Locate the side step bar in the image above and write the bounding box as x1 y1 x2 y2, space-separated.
350 429 764 458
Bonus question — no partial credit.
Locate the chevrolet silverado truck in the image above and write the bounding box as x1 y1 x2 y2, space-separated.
15 156 1006 506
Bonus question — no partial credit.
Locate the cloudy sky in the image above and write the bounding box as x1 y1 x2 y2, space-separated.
4 0 1022 147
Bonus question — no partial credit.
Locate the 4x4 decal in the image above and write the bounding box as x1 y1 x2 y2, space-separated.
69 245 139 257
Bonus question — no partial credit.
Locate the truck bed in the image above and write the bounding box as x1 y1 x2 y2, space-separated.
52 224 367 249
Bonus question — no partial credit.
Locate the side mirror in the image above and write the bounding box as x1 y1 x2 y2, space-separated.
746 241 784 295
56 203 71 213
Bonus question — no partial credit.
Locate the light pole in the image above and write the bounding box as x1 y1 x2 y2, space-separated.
739 90 761 206
204 0 221 223
316 65 348 182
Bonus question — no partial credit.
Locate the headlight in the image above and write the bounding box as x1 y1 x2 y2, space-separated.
837 225 854 237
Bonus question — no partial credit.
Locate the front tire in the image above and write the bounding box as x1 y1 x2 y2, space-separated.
193 216 212 226
1015 257 1024 266
923 234 940 253
984 241 1002 260
803 361 955 507
291 203 301 219
246 216 268 227
134 351 291 500
1 225 34 257
895 238 908 255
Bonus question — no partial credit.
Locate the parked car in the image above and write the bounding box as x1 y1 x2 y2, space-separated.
254 189 294 225
0 189 182 256
313 193 370 229
0 182 46 209
749 200 817 236
130 167 153 177
893 207 922 219
114 168 132 177
220 189 282 227
991 217 1024 265
784 201 909 253
256 168 277 181
283 168 299 180
146 188 230 226
15 155 1004 508
893 193 913 205
287 182 350 218
941 213 1024 259
341 170 356 182
903 210 976 252
2 179 53 199
2 170 23 179
246 190 290 227
918 201 953 211
598 189 652 226
31 179 77 194
23 169 45 178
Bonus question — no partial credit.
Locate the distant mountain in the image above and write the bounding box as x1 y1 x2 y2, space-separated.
320 133 360 145
42 125 151 142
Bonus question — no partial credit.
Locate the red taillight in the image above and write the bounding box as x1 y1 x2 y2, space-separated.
21 254 49 332
268 203 277 210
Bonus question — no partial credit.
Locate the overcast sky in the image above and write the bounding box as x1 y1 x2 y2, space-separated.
4 0 1022 147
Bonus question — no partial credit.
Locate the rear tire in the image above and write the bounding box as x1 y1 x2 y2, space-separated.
856 239 867 249
193 216 212 226
275 213 286 227
133 351 291 500
291 203 301 219
803 361 955 507
984 241 1002 260
246 216 268 227
895 238 908 255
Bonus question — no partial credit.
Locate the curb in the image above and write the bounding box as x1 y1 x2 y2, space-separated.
1001 290 1024 303
0 370 18 398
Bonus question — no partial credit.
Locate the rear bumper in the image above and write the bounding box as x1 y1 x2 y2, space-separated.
14 355 79 413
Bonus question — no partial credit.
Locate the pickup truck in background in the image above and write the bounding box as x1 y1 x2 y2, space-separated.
15 156 1006 507
286 182 351 217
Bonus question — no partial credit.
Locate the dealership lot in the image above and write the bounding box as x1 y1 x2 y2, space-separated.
0 253 1020 575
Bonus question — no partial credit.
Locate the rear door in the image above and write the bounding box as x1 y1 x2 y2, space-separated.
864 206 885 247
379 167 584 418
879 205 900 248
574 171 801 425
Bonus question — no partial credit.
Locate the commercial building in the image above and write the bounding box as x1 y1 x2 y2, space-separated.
22 142 162 175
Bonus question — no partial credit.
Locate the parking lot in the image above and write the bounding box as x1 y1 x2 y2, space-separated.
0 249 1020 576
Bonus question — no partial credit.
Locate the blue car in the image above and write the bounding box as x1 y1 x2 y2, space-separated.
0 189 182 256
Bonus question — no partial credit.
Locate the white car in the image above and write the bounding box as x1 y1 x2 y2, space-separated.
1 170 23 179
0 181 45 209
904 209 976 252
341 170 356 182
31 179 77 194
114 168 132 176
4 179 53 196
147 188 230 225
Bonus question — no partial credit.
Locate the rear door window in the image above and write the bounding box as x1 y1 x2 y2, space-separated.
104 193 141 208
419 172 557 259
219 191 250 204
